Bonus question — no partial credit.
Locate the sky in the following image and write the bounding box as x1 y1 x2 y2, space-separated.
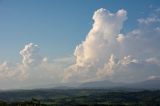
0 0 160 89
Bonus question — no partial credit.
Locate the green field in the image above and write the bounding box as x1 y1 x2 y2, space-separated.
0 89 160 106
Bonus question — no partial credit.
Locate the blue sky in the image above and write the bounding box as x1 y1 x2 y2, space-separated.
1 0 160 89
0 0 159 62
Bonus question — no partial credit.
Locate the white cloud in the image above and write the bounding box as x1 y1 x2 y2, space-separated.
146 57 160 66
116 34 125 43
74 8 127 66
63 8 160 83
0 43 71 89
138 17 160 25
20 43 43 67
63 8 127 82
138 8 160 26
0 62 16 79
1 8 160 89
148 75 160 80
96 54 117 78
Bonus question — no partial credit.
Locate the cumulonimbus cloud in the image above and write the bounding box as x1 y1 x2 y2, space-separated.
63 8 127 82
1 8 160 89
63 8 160 83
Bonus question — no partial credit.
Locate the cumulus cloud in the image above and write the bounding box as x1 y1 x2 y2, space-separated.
1 8 160 89
121 15 160 59
74 8 127 66
138 17 160 25
0 62 17 79
63 8 127 82
20 43 43 67
96 54 117 78
63 8 160 83
0 43 70 89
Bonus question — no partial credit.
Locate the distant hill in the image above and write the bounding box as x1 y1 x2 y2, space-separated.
0 79 159 103
79 80 124 89
53 86 75 89
126 78 160 89
78 78 160 90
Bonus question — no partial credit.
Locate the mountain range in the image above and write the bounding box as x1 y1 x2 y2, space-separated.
77 78 160 90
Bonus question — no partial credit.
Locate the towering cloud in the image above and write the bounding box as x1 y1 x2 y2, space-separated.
0 43 67 89
63 8 127 82
1 8 160 89
20 43 43 67
18 43 63 87
74 8 127 66
63 8 160 83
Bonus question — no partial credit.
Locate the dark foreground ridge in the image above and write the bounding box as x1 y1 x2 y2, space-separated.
0 89 160 106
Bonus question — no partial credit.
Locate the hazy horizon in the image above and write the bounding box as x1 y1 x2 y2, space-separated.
0 0 160 89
